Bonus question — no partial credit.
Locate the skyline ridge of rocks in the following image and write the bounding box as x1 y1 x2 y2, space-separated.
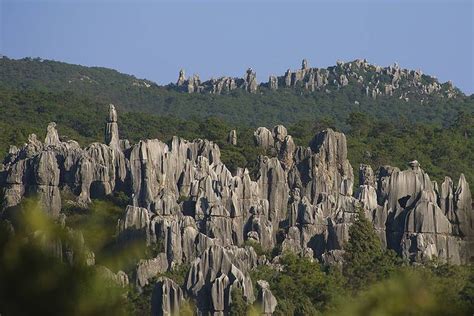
173 58 461 101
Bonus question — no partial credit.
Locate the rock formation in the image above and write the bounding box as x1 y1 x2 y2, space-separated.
227 130 237 146
151 277 184 316
257 280 277 315
171 59 459 101
1 105 472 314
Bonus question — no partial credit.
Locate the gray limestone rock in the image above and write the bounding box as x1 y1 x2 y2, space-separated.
227 130 237 146
254 127 274 149
1 102 473 314
269 75 278 90
105 104 120 149
44 122 60 146
151 277 184 316
136 253 169 288
244 68 258 93
256 280 277 315
177 69 186 86
359 164 375 187
455 174 473 238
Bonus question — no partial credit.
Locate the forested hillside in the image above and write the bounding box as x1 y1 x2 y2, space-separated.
1 56 473 128
0 87 472 192
0 56 473 190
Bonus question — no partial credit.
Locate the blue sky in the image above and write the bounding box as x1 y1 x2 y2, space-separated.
1 0 473 94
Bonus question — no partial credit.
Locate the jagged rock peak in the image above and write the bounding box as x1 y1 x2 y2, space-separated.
177 69 186 86
108 103 117 122
227 129 237 146
301 58 309 70
44 122 60 146
105 103 120 148
257 280 278 315
170 58 461 99
151 277 184 316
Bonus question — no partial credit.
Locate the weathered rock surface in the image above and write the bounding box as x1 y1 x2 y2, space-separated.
257 280 277 315
227 129 237 146
172 59 460 102
1 105 472 314
151 277 184 316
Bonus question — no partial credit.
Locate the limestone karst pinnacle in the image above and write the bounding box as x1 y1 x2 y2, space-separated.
174 58 459 100
0 105 472 314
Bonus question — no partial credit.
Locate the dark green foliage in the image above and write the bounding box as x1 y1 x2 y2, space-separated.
159 263 191 287
343 111 474 189
243 239 270 257
343 208 400 290
127 282 154 315
127 263 191 315
251 253 346 315
2 57 471 130
329 266 474 316
0 201 127 315
229 287 248 316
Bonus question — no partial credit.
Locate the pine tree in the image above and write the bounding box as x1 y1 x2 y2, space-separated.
229 287 248 316
343 208 398 290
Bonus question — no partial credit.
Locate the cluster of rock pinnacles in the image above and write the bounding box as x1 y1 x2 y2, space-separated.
175 58 459 101
1 105 472 315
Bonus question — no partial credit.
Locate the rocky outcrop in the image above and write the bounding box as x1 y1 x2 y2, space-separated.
268 75 278 90
151 277 184 316
135 254 169 288
256 280 277 315
105 104 120 149
186 245 257 314
1 105 472 314
96 266 129 288
172 59 460 101
244 68 258 94
227 130 237 146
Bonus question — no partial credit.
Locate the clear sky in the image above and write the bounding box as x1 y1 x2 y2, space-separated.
1 0 473 94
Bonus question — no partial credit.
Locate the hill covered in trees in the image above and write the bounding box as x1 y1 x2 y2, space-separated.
0 56 473 190
0 56 472 129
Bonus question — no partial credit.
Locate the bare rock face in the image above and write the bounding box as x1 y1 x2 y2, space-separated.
30 150 61 217
186 245 256 314
105 104 120 149
45 122 60 146
257 157 289 229
244 68 258 93
227 130 237 146
455 174 473 238
151 277 184 316
302 128 354 201
256 280 277 315
177 69 186 86
254 127 274 149
359 164 375 187
268 75 278 90
135 253 169 288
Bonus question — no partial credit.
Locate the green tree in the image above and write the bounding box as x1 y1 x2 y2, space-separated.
229 287 248 316
343 208 399 290
347 111 372 137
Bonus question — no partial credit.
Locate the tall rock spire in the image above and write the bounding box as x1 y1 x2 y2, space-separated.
44 122 60 146
105 104 119 149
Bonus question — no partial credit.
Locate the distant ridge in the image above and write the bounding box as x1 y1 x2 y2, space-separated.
0 55 472 129
171 58 462 103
